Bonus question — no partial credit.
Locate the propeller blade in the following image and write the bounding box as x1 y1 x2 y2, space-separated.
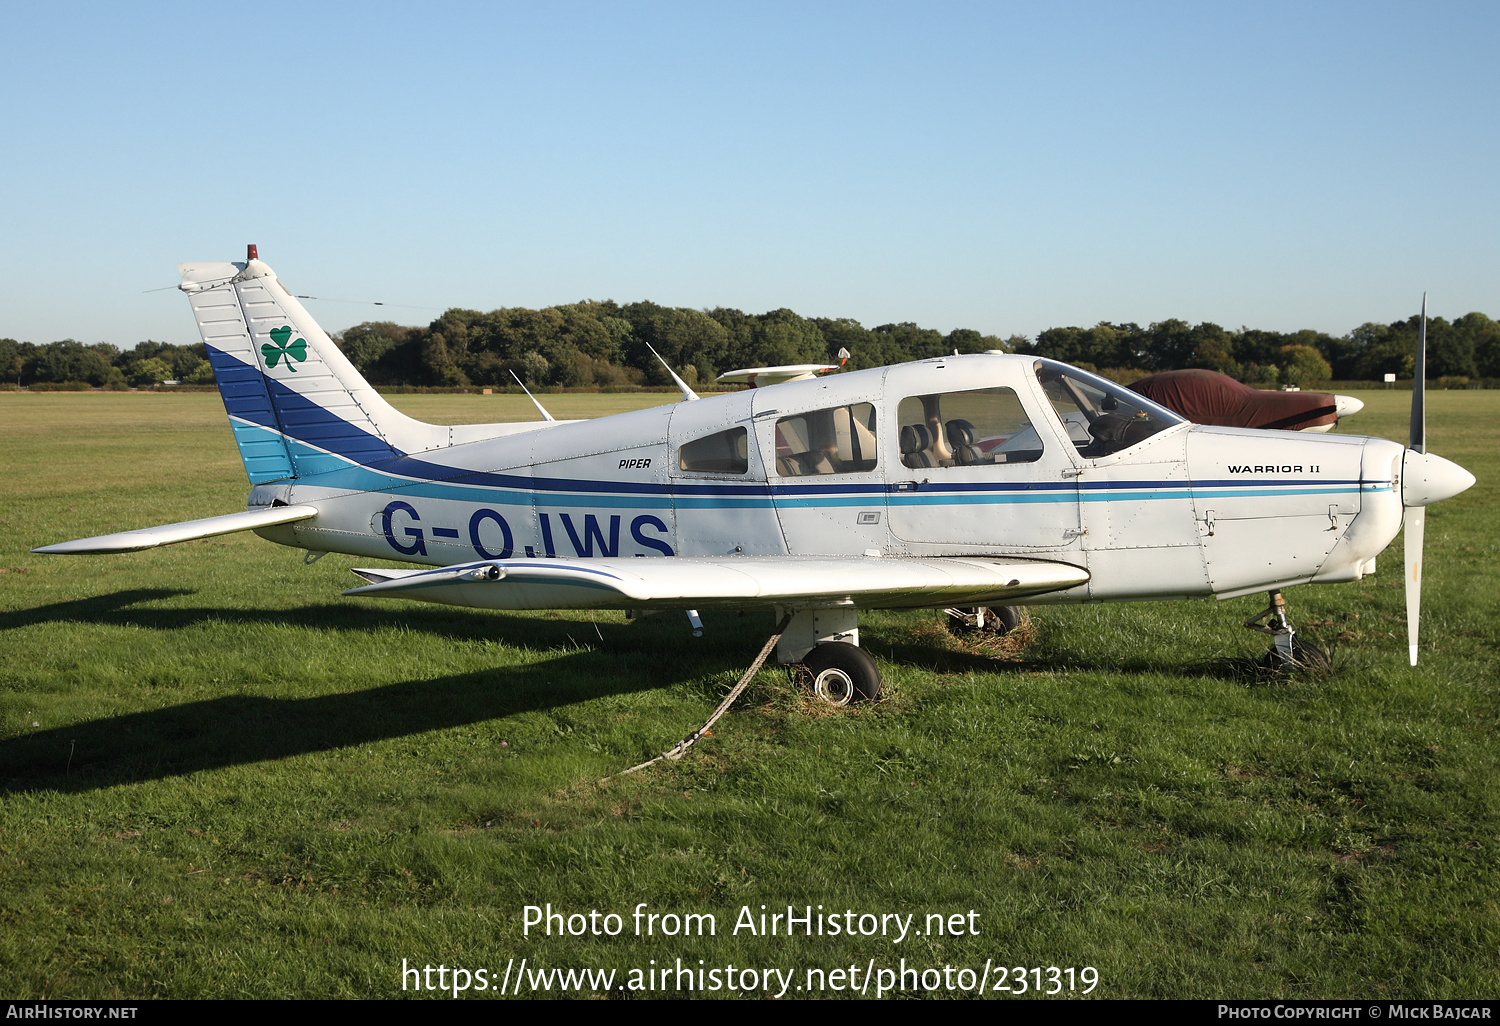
1410 294 1426 453
1404 506 1424 666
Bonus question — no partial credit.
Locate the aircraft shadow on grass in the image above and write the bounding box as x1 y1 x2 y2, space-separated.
1 586 764 648
0 656 657 795
0 589 782 795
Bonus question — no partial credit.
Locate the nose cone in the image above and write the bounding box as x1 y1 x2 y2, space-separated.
1334 395 1364 417
1402 450 1477 507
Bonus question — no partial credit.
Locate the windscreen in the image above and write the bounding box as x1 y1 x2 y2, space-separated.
1033 359 1184 458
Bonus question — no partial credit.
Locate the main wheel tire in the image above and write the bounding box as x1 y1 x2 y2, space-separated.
803 642 882 705
947 605 1027 636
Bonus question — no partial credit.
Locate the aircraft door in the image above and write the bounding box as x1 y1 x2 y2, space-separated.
885 364 1082 552
752 383 890 556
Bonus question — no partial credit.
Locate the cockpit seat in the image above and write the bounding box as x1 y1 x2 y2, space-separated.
778 450 836 475
1080 411 1158 458
900 424 934 469
945 419 981 465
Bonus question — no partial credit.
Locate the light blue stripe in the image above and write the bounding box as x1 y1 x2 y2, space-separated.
778 495 891 508
673 496 777 509
1084 491 1194 502
229 419 294 484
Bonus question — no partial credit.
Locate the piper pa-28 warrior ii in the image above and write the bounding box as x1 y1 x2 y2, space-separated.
35 250 1476 703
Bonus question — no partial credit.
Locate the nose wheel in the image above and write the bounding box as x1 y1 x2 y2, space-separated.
803 642 882 705
1246 590 1330 672
945 605 1027 636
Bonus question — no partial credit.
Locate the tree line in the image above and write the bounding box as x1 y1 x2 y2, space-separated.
4 303 1497 391
0 338 217 389
1018 314 1500 386
335 302 1019 390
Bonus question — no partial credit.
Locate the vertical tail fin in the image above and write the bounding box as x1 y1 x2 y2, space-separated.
179 250 449 484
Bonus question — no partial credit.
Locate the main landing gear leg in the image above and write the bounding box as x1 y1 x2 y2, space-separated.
776 606 883 705
1245 590 1329 672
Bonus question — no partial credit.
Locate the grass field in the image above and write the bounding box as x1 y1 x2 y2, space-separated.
0 389 1495 999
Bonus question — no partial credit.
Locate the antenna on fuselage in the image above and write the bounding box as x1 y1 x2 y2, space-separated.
509 371 556 421
643 341 699 402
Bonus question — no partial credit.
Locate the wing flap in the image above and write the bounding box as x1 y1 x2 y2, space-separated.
32 504 320 554
343 555 1089 611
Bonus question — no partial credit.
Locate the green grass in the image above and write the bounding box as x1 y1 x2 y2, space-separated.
0 390 1495 999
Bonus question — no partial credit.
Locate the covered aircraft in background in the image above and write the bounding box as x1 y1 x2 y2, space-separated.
1131 368 1364 432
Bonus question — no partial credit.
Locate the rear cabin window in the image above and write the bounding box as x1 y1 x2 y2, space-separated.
896 387 1043 469
678 426 749 474
774 403 878 476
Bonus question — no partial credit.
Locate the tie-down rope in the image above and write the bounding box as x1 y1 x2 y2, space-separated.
607 612 794 779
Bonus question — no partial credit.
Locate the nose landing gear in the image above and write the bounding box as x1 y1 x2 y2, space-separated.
1246 590 1330 672
945 605 1027 637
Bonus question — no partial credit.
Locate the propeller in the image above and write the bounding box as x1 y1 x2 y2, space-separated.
1403 296 1426 666
1399 294 1476 665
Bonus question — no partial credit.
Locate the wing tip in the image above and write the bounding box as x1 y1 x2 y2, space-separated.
31 540 154 555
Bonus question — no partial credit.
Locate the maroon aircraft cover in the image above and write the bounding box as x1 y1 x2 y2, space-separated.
1130 369 1339 431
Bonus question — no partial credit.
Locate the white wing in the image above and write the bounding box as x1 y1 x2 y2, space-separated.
31 505 320 554
344 554 1089 611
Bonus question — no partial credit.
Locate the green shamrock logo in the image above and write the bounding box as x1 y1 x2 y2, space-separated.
262 325 308 372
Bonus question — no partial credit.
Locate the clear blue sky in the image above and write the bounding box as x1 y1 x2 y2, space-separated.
2 1 1495 348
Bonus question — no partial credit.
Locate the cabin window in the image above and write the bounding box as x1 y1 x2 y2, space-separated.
774 403 878 476
678 426 749 474
895 387 1043 469
1033 359 1183 458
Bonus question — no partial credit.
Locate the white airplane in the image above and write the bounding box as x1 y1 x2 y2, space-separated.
34 251 1475 703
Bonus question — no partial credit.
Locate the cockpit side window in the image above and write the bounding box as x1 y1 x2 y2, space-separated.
678 426 748 474
1033 359 1184 458
774 402 878 476
895 388 1044 469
